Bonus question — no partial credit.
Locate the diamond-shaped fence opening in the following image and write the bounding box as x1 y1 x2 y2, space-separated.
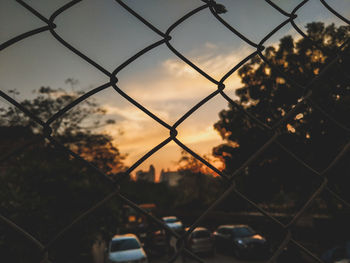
1 0 349 262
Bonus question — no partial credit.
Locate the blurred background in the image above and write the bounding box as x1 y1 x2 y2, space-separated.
1 0 350 262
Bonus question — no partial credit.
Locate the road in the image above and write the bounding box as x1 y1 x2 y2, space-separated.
151 252 264 263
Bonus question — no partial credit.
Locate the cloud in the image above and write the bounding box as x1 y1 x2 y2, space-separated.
178 125 221 145
119 43 249 108
162 43 253 79
122 78 213 103
162 59 197 77
103 104 170 164
104 104 170 122
204 42 218 49
101 42 250 170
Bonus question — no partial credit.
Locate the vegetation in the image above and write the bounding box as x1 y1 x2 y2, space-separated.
175 151 223 210
213 22 350 212
0 86 125 262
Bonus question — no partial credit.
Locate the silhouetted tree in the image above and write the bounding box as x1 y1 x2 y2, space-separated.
0 86 125 262
0 86 124 173
213 22 350 210
174 151 223 210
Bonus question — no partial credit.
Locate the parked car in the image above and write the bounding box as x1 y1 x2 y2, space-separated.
107 234 148 263
143 228 169 256
150 229 168 249
186 227 215 255
213 224 269 259
321 241 350 263
162 216 184 233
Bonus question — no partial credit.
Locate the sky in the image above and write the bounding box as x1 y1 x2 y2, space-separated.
1 0 349 180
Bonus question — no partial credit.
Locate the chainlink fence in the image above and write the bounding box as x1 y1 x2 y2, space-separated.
1 0 350 262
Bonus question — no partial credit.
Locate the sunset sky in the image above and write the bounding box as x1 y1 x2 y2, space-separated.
1 0 349 180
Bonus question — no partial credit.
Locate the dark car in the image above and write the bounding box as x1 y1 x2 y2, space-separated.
321 241 350 263
144 228 169 256
135 221 169 257
186 227 215 255
213 224 269 259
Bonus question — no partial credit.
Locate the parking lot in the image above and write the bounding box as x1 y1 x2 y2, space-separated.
98 211 329 263
92 234 268 263
152 253 264 263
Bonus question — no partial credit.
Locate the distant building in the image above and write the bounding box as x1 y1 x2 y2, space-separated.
159 169 182 187
136 165 155 182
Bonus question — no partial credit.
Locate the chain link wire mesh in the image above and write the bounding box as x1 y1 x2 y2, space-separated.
0 0 349 262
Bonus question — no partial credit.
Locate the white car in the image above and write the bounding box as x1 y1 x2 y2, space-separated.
107 234 148 263
162 216 183 232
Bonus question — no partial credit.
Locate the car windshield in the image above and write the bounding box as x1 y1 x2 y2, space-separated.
232 227 255 238
164 218 178 223
110 238 140 252
192 230 210 238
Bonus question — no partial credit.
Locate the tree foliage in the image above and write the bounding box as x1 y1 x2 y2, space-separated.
0 86 125 262
213 22 350 209
174 151 223 210
0 86 125 173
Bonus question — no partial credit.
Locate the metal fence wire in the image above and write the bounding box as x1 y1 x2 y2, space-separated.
1 0 350 262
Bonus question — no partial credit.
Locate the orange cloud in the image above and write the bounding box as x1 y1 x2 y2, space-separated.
102 43 250 174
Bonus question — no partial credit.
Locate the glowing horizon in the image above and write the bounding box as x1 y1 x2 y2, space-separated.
101 43 247 178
